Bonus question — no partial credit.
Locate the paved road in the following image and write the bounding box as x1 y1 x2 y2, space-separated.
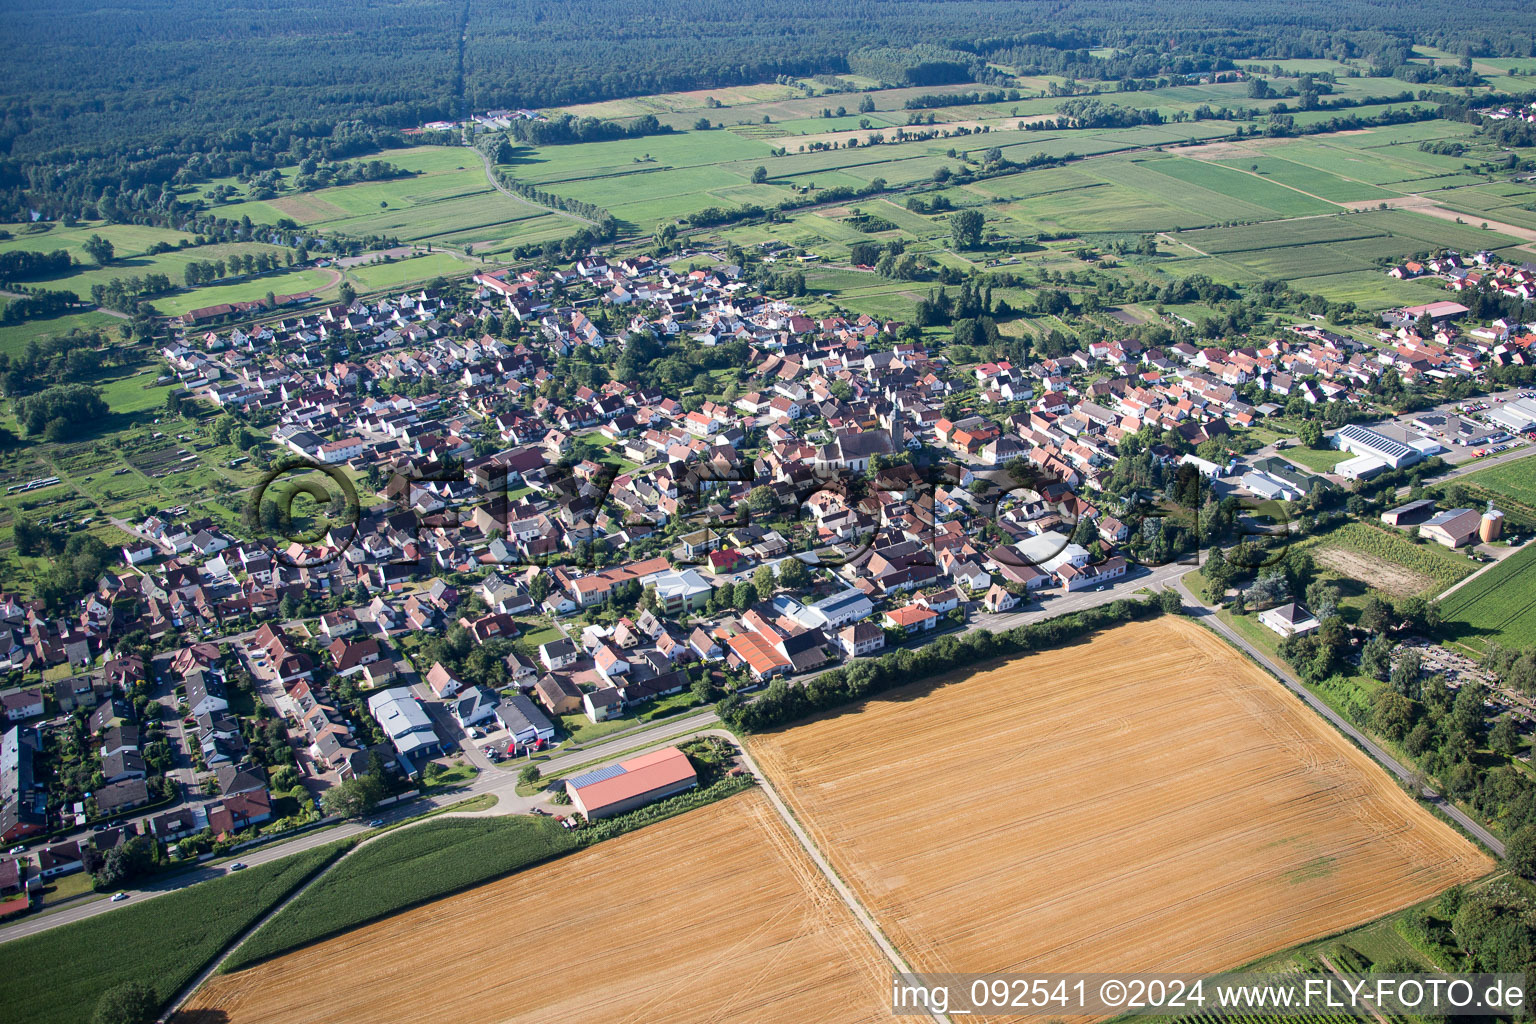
1173 574 1506 858
0 703 723 943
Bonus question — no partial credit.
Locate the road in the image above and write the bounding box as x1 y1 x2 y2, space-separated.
0 704 721 944
1173 573 1506 858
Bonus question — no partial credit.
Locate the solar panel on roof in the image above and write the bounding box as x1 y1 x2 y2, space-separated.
567 763 628 789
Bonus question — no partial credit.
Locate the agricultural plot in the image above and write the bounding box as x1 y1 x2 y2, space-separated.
345 252 468 291
184 792 901 1024
213 145 570 251
749 617 1491 988
1211 156 1396 203
1303 522 1477 598
1452 457 1536 513
1440 542 1536 650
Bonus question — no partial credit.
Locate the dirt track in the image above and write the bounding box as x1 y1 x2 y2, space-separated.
176 792 900 1024
750 618 1491 999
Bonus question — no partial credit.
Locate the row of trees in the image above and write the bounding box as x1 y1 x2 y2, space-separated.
719 597 1173 732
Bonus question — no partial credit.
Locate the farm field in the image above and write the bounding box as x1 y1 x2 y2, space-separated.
1452 456 1536 513
1301 522 1478 600
0 840 349 1024
182 792 901 1024
749 617 1491 995
1439 541 1536 650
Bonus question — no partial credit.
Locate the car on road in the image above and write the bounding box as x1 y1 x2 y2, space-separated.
367 819 385 828
229 862 247 871
7 845 25 854
111 891 129 902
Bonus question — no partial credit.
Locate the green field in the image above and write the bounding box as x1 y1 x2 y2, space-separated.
345 251 470 291
221 816 578 970
1441 542 1536 650
212 145 573 252
0 840 349 1024
1451 456 1536 514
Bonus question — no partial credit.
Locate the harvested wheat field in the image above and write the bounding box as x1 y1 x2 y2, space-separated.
751 617 1492 983
178 791 900 1024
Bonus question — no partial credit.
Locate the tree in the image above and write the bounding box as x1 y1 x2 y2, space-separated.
1371 690 1415 740
1157 588 1183 615
339 281 357 306
777 557 809 591
751 165 768 183
1391 649 1422 700
93 982 158 1024
1359 595 1393 635
1506 824 1536 878
859 95 876 113
753 564 777 597
1491 715 1522 757
732 581 757 610
747 485 776 513
949 209 984 250
323 772 385 818
1360 633 1393 682
84 234 115 267
518 764 541 786
1298 420 1324 448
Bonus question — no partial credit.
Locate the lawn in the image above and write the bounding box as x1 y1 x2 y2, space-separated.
346 251 468 291
1440 542 1536 651
0 839 349 1024
1280 446 1351 473
222 816 578 971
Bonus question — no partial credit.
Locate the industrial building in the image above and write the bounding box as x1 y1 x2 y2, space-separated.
564 746 698 820
1486 397 1536 434
366 687 442 772
1334 424 1424 470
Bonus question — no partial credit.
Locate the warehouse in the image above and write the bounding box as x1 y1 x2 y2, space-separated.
1334 424 1422 470
1487 397 1536 434
564 746 698 820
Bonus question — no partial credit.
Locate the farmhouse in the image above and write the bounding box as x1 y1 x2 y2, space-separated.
564 746 698 820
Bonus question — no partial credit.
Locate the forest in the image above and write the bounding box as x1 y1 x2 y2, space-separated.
3 0 1535 165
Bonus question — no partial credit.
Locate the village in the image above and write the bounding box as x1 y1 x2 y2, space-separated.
1 238 1534 913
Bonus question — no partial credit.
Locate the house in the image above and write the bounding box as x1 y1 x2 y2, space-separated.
1419 508 1482 549
37 841 84 878
451 686 501 729
425 662 463 700
883 605 939 633
837 621 886 658
207 789 273 837
564 746 698 820
93 778 150 817
1258 602 1321 638
539 638 579 671
0 688 44 723
495 694 556 752
534 675 583 716
583 687 626 723
982 583 1019 613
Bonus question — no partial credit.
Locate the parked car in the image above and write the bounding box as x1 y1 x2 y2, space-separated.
7 845 24 854
111 892 129 902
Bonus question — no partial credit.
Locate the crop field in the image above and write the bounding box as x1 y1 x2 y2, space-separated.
213 145 571 251
1440 542 1536 650
1451 456 1536 514
0 840 349 1024
749 617 1491 990
184 792 901 1024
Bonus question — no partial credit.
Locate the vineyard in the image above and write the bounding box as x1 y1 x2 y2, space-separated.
1440 541 1536 649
